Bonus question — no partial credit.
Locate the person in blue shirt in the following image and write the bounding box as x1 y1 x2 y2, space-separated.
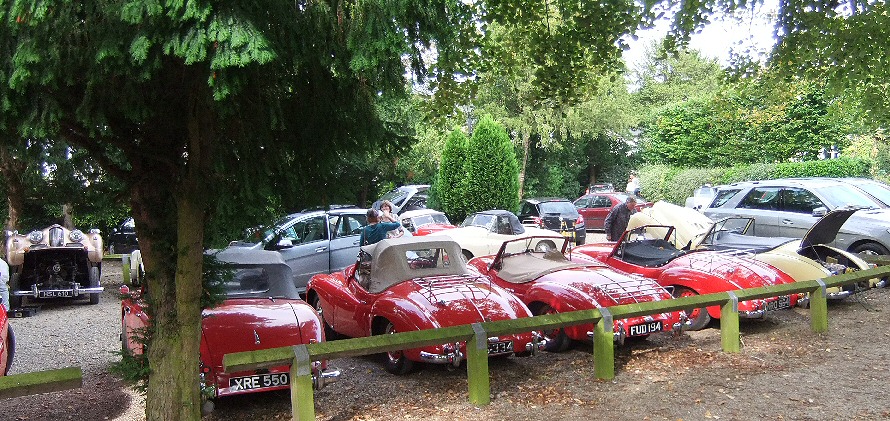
360 209 403 246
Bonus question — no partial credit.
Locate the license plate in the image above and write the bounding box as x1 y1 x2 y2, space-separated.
628 321 663 336
487 340 514 355
561 230 574 238
38 290 75 298
229 372 289 391
765 295 792 312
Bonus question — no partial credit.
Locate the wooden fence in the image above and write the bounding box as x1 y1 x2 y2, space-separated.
224 265 890 420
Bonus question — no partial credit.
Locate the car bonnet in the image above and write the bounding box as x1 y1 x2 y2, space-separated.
800 208 858 248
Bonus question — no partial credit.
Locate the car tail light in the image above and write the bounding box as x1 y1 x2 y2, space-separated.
575 215 584 225
532 216 544 227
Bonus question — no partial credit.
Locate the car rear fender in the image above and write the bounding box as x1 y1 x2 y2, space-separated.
524 286 592 340
369 297 429 336
659 267 734 320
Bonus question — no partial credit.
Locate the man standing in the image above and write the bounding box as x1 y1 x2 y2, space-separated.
604 197 637 241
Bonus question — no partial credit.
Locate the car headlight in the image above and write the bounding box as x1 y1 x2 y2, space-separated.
69 229 84 242
27 230 44 244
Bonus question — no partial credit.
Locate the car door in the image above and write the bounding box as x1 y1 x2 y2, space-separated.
777 187 824 238
329 213 368 273
583 195 613 230
732 187 783 237
276 215 330 292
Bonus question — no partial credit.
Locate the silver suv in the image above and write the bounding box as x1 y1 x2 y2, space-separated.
704 178 890 256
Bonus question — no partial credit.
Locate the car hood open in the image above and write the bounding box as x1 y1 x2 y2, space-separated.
800 208 858 248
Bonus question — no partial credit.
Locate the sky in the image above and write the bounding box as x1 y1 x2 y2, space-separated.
621 0 781 70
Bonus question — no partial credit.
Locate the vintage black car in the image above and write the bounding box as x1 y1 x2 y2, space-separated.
107 217 138 254
5 225 104 308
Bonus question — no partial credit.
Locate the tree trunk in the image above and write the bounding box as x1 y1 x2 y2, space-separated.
61 204 74 229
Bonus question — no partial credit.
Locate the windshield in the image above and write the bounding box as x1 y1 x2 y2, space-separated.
816 185 881 209
539 201 579 215
412 213 450 227
854 181 890 207
380 189 409 207
242 214 296 243
461 213 495 229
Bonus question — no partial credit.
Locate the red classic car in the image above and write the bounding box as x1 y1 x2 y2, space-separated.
398 209 456 236
572 225 800 330
306 236 544 374
0 305 13 376
468 236 684 351
121 249 339 412
574 192 651 231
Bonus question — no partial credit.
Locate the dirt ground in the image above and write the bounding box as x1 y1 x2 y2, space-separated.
7 257 890 421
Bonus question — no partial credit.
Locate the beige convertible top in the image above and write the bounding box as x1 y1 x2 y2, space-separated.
496 249 585 284
360 236 470 293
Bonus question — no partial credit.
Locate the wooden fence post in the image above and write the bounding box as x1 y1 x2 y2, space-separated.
810 280 828 333
467 323 491 406
593 308 614 380
720 292 740 353
291 345 316 421
121 253 131 284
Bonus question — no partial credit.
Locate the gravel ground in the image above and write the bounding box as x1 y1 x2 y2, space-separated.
5 238 890 421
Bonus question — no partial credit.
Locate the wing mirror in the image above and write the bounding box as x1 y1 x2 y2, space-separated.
276 238 294 249
812 207 828 217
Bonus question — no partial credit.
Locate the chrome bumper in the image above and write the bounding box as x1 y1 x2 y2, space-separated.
313 367 341 390
13 283 104 298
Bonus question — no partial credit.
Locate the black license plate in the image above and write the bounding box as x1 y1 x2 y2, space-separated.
765 295 792 312
561 230 575 238
37 290 75 298
628 321 663 336
229 372 289 392
487 340 514 355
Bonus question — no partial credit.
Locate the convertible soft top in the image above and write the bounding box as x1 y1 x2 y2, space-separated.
360 236 470 293
211 248 300 299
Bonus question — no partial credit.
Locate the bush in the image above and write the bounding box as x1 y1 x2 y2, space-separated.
464 116 520 214
429 128 470 221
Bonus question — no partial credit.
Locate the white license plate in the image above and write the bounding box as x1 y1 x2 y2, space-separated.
765 295 792 312
487 340 514 354
38 290 75 298
628 321 663 336
229 372 289 391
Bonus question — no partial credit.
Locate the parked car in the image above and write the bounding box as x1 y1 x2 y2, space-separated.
684 185 717 211
5 224 104 307
0 305 14 376
437 210 563 259
517 198 586 246
398 209 456 235
629 201 881 298
574 192 651 231
225 207 369 292
572 225 800 330
121 249 339 411
373 185 429 215
106 217 138 254
585 183 615 194
306 236 545 374
469 236 683 351
703 178 890 256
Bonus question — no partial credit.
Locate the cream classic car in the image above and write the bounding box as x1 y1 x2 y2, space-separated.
437 210 564 260
6 224 104 307
628 201 879 300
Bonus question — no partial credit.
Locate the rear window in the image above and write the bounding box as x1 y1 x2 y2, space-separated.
856 181 890 206
539 201 579 215
711 189 741 208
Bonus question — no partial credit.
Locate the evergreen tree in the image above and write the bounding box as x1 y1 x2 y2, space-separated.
464 116 520 213
430 128 470 222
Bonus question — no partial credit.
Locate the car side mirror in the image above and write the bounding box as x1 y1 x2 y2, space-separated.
276 238 294 249
812 207 828 217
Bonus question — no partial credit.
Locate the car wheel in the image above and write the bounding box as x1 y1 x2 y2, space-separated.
532 304 571 352
851 242 890 257
534 240 557 253
8 273 22 309
310 294 338 340
381 320 415 375
89 266 100 305
673 287 711 331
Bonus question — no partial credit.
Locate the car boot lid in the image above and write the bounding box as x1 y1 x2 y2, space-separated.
800 208 858 248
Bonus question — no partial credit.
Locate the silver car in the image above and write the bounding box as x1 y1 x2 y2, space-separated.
703 178 890 256
226 208 369 291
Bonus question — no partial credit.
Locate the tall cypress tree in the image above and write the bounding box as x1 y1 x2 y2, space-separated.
431 128 470 222
465 116 520 213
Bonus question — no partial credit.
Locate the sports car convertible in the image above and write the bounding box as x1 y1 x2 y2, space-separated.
306 236 544 374
573 225 800 330
469 236 684 351
121 249 339 411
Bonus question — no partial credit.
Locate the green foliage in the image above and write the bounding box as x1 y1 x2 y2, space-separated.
464 116 520 213
639 158 873 204
430 128 470 222
844 131 890 180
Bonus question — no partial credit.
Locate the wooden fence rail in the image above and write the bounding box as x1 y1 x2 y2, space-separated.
224 264 890 421
0 366 83 399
